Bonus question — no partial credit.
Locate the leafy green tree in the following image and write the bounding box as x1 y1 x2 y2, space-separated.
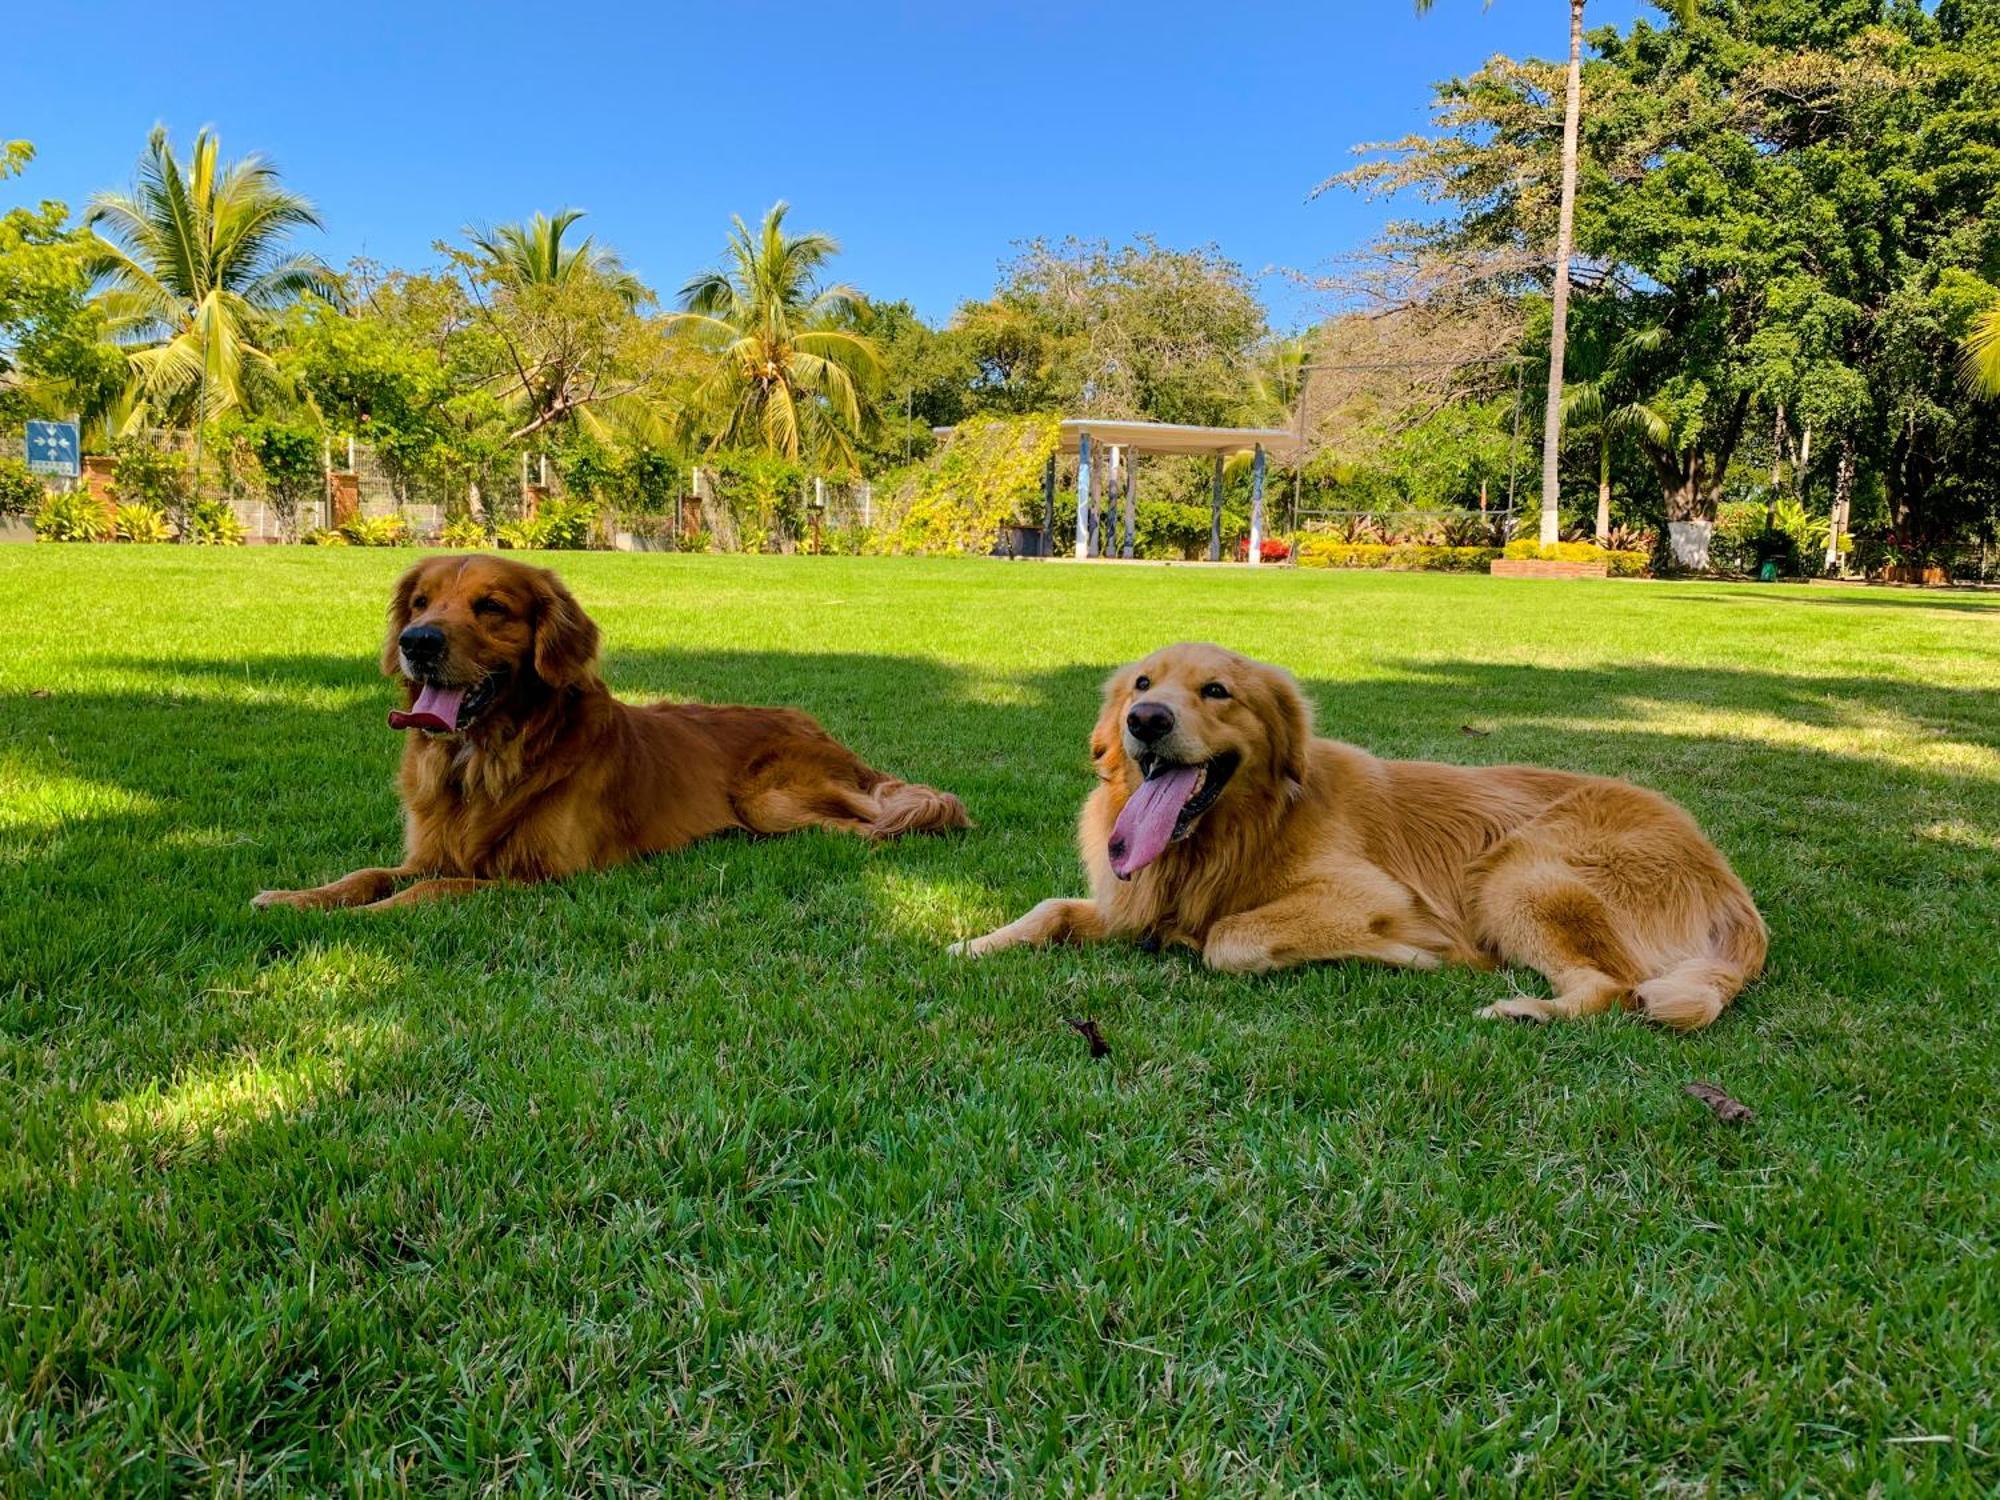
954 237 1266 426
281 270 512 505
83 127 340 428
0 146 127 433
843 299 978 465
1344 0 2000 566
671 202 881 472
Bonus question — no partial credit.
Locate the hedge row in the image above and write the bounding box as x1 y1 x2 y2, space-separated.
1295 538 1651 576
1295 541 1502 572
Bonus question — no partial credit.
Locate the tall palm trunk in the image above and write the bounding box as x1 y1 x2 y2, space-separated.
1538 0 1586 547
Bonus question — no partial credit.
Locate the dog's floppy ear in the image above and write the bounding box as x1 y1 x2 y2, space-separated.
531 566 601 688
381 562 426 677
1253 663 1314 793
1090 671 1129 781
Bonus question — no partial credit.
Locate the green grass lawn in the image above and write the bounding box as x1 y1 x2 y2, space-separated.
3 548 1997 1495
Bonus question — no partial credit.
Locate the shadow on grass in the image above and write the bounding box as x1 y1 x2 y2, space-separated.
1676 586 2000 616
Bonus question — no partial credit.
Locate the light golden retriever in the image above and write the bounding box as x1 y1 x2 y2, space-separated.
254 555 967 911
956 643 1765 1028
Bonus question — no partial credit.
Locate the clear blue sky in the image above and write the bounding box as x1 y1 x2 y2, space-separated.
6 1 1652 330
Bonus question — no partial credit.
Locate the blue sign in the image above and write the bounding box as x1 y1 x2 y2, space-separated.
25 420 80 478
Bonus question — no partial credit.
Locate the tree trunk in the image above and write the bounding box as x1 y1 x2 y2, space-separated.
1824 442 1853 574
1537 0 1587 548
1648 444 1714 569
1765 402 1785 532
1595 433 1611 542
1641 392 1749 571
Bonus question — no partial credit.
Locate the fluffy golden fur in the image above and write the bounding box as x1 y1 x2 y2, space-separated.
957 643 1765 1029
254 555 967 911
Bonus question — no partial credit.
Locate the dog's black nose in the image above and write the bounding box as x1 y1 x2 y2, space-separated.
1126 701 1175 744
399 624 446 665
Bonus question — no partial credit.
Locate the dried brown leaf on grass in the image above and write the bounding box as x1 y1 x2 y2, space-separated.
1685 1081 1755 1125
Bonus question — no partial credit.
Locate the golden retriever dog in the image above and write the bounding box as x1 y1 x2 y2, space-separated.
955 643 1764 1029
253 555 967 911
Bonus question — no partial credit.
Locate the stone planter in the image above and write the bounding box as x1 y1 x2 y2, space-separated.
0 515 34 544
614 530 676 552
1490 558 1609 580
1874 563 1949 585
1667 519 1715 571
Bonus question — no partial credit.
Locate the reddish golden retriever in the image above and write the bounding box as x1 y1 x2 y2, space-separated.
956 643 1765 1029
254 555 967 911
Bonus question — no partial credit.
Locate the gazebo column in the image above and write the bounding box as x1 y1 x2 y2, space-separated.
1041 452 1056 557
1095 444 1111 557
1208 453 1224 562
1246 443 1267 567
1074 432 1093 560
1121 448 1137 559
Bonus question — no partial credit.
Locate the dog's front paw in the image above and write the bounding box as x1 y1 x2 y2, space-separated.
1478 998 1552 1024
252 889 313 911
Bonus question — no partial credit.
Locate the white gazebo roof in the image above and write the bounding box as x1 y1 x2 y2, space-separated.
929 419 1299 462
1056 418 1299 461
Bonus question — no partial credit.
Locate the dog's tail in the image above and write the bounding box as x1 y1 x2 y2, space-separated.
864 778 972 840
1634 886 1767 1031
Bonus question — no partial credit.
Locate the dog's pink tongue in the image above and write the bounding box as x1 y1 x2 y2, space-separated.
388 683 465 733
1108 766 1201 878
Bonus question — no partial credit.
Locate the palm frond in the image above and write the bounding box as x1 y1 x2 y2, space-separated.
1960 306 2000 399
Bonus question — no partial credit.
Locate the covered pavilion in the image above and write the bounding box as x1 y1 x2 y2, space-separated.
932 418 1302 563
1052 419 1300 564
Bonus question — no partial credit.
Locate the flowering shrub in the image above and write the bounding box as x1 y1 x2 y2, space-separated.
869 416 1059 555
1296 540 1501 572
1235 536 1292 563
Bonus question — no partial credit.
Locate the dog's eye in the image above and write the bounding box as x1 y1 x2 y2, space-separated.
473 598 507 618
1134 675 1151 691
411 596 428 611
1201 682 1231 701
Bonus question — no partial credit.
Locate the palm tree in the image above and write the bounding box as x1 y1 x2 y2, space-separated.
669 202 881 471
1560 323 1668 541
460 210 654 440
467 209 645 308
1416 0 1584 546
83 126 339 430
1963 306 2000 398
1240 334 1310 427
